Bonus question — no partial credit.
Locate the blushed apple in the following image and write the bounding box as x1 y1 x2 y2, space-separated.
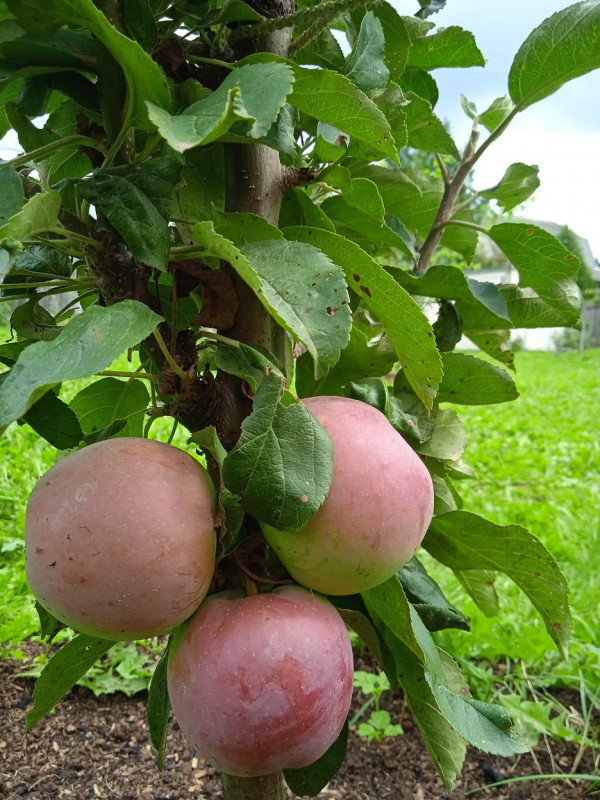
167 585 353 777
261 396 434 595
25 437 216 640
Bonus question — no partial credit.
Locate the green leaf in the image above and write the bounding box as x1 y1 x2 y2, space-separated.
284 226 442 410
123 0 158 52
293 28 345 72
509 1 600 111
222 374 334 531
193 223 352 380
212 210 282 245
479 94 515 133
70 377 150 439
355 165 443 237
399 68 439 106
364 578 528 757
26 634 114 732
371 84 408 152
6 0 170 128
1 245 72 297
348 377 388 413
0 300 162 427
464 329 515 370
425 510 572 657
321 177 416 260
0 191 61 241
437 352 518 405
290 66 398 162
172 146 225 224
415 408 466 461
147 636 171 770
455 569 499 617
344 11 389 93
489 223 582 322
480 163 540 212
407 25 484 69
367 1 410 82
398 557 470 632
35 602 65 643
215 342 283 394
416 0 447 18
390 262 510 322
403 91 459 158
279 187 336 233
0 166 24 225
78 157 180 271
148 62 294 150
432 300 463 353
23 390 84 449
10 299 61 341
296 324 396 399
284 722 348 798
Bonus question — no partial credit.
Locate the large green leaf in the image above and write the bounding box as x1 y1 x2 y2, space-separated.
509 1 600 111
489 223 582 322
26 634 114 732
344 11 389 93
285 226 441 409
192 222 352 380
403 91 459 158
148 62 294 151
398 557 470 632
0 191 61 241
0 300 162 427
6 0 170 128
407 25 484 69
321 177 415 259
222 375 334 531
70 377 150 439
425 511 572 657
437 352 519 405
389 262 510 322
78 157 180 271
290 66 398 162
415 408 466 461
364 578 528 757
354 165 443 237
480 163 540 212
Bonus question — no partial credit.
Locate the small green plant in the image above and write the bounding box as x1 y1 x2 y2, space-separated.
351 670 404 743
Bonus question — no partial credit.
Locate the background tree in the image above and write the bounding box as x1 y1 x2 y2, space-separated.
0 0 597 797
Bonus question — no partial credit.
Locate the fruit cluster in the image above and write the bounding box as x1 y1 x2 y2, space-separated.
25 397 433 777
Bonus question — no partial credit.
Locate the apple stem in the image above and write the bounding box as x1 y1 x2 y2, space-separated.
221 772 286 800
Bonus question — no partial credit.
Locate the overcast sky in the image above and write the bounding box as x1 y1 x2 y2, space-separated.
403 0 600 260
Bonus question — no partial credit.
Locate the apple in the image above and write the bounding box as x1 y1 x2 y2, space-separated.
25 438 217 640
261 396 434 595
167 585 353 777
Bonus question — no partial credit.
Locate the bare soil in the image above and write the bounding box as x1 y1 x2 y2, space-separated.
0 649 596 800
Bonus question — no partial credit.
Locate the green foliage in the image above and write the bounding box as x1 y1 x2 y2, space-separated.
0 0 597 793
352 670 404 742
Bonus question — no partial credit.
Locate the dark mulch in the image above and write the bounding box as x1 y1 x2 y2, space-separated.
0 648 597 800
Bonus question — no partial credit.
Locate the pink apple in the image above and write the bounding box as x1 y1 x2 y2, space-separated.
25 438 216 640
167 585 353 777
262 396 434 595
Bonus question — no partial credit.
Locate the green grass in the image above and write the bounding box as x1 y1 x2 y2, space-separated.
429 349 600 691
